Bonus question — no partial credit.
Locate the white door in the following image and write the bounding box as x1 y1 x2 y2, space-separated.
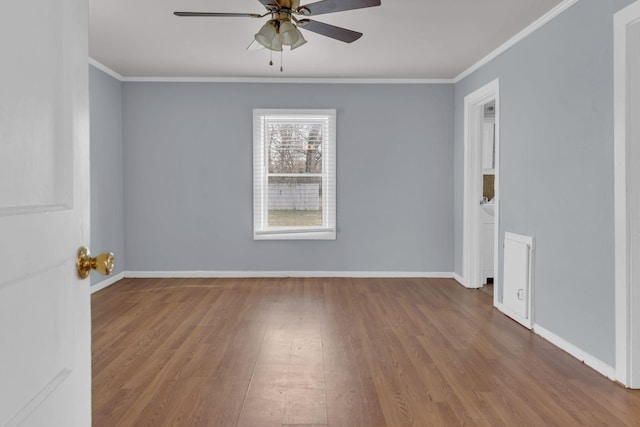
0 0 91 425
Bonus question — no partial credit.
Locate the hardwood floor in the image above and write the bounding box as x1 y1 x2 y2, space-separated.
92 278 640 426
478 282 493 298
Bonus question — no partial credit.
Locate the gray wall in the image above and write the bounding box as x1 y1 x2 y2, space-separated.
122 83 454 272
453 0 635 366
89 66 125 284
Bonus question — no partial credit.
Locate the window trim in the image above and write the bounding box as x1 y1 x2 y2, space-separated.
253 109 336 240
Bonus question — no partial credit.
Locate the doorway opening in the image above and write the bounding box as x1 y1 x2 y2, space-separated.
479 101 497 298
462 79 499 308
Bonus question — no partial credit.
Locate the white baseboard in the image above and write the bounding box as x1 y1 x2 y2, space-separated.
495 301 532 329
452 273 486 289
124 270 455 279
493 302 614 380
89 271 456 293
532 323 615 380
453 272 467 287
90 272 125 294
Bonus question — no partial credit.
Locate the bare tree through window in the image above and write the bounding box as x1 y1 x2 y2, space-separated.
267 122 323 226
268 123 323 174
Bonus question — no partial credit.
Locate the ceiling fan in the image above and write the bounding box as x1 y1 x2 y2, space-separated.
174 0 382 53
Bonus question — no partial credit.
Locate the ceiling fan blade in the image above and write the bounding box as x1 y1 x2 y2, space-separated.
256 0 284 11
174 12 263 18
299 0 380 16
297 19 362 43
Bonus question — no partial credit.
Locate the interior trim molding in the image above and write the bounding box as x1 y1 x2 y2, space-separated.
90 271 125 294
89 58 125 81
453 0 579 83
495 301 532 330
452 272 466 287
122 76 454 84
533 323 616 381
462 79 499 290
124 270 455 279
87 60 452 84
86 271 456 295
88 270 456 293
614 0 640 388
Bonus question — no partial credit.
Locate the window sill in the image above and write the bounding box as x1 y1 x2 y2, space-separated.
254 229 336 241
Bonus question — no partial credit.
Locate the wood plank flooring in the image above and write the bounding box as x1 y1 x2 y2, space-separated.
92 278 640 426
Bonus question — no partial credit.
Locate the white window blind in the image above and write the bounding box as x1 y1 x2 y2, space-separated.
253 109 336 240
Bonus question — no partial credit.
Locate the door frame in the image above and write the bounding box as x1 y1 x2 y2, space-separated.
462 79 500 302
614 0 640 388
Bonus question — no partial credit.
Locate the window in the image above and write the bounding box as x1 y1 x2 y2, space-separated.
253 109 336 240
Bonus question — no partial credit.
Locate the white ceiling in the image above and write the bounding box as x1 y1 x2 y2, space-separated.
89 0 565 79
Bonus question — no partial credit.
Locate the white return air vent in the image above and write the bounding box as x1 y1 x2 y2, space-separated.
502 232 534 328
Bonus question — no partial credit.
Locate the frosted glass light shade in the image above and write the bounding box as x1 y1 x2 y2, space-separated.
279 20 299 46
255 21 277 48
270 34 283 51
290 31 307 50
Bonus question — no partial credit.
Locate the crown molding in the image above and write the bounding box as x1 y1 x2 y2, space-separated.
88 58 125 81
122 76 454 84
453 0 579 83
86 66 453 84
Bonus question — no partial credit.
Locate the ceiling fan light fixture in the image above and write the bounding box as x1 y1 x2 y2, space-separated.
175 0 383 62
246 39 265 51
255 20 278 49
279 20 299 46
290 30 307 50
270 33 283 51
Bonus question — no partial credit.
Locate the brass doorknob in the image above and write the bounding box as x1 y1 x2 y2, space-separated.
77 247 115 279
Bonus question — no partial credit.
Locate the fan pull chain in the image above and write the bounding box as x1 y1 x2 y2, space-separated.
280 50 284 72
269 11 275 67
